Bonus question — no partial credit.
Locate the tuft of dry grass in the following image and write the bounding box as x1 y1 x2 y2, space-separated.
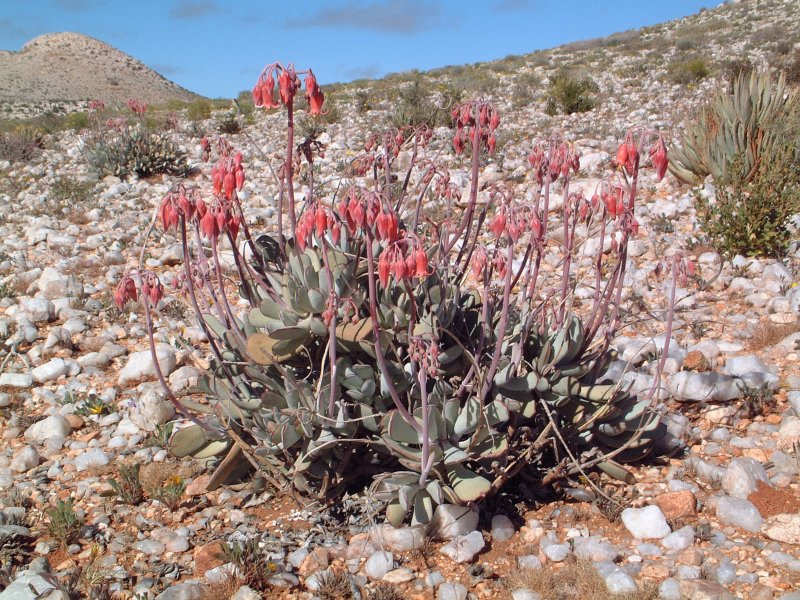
367 582 405 600
506 558 659 600
199 572 245 600
749 318 800 350
317 569 355 600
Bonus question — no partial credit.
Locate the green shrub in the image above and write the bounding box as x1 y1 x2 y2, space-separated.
63 111 89 130
720 58 754 92
545 70 596 115
511 72 540 109
667 58 710 84
236 90 255 123
354 89 374 113
389 79 459 128
84 125 189 180
784 49 800 85
216 112 242 135
697 144 800 258
186 100 212 121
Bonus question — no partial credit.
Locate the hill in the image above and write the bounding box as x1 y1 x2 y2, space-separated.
0 32 202 118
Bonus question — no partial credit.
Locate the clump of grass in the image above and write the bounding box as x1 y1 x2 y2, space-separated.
222 538 279 592
749 318 800 350
199 571 245 600
46 499 83 548
738 381 777 419
317 569 355 600
147 474 185 509
667 57 710 84
507 558 659 600
143 422 174 449
367 582 404 600
106 463 145 505
0 125 44 163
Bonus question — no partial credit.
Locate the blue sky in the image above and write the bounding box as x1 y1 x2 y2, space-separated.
1 0 715 98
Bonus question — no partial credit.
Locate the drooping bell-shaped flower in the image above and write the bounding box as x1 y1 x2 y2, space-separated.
114 276 138 310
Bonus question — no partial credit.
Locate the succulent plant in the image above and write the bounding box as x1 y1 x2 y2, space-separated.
84 124 188 179
129 63 671 527
670 70 799 184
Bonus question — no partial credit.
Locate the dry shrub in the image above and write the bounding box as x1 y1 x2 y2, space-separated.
507 558 658 600
749 318 800 350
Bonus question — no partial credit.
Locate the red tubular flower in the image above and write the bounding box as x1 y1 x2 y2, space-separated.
212 165 222 196
235 167 245 191
114 276 137 310
405 254 415 278
178 192 193 221
223 172 235 200
159 195 179 231
200 207 219 240
415 249 428 278
352 202 366 230
489 210 506 238
615 143 628 168
393 255 408 280
315 207 327 237
251 83 263 107
141 272 163 306
378 253 391 287
649 139 669 181
471 247 487 280
278 69 299 106
493 254 507 279
453 134 464 155
376 211 388 240
529 214 542 239
228 215 240 242
304 71 325 115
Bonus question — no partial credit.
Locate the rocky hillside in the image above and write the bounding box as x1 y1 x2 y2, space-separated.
0 32 201 117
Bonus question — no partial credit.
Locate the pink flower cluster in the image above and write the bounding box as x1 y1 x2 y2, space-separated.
113 272 163 310
615 133 669 182
252 64 325 115
528 142 580 185
295 202 340 251
377 243 428 288
452 101 500 155
127 99 147 115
